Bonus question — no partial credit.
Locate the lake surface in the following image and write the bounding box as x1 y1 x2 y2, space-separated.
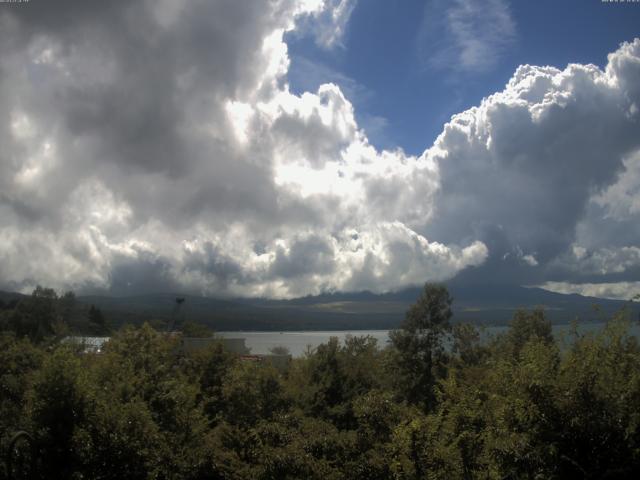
218 322 640 357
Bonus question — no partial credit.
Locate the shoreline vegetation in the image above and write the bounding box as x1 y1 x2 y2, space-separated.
1 283 640 478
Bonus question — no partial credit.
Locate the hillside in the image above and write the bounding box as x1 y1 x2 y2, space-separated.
3 284 636 332
75 284 639 331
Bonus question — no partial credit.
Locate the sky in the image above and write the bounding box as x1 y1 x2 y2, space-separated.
0 0 639 300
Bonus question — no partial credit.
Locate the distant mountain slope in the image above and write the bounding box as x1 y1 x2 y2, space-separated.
78 292 402 331
0 290 28 304
74 284 639 331
447 284 638 324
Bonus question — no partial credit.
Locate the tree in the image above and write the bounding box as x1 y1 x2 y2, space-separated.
289 335 385 429
451 322 487 367
221 361 290 427
78 323 212 479
500 308 553 358
0 335 43 432
59 291 76 325
7 286 62 343
181 320 213 338
193 341 237 424
268 345 290 356
87 305 109 335
389 283 453 411
27 346 90 478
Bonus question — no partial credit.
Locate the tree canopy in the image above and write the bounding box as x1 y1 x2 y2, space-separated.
1 283 640 479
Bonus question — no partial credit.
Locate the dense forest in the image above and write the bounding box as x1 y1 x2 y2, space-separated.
1 284 640 479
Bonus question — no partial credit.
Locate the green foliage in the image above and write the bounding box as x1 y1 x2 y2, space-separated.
221 361 290 427
194 342 237 424
289 335 385 429
389 282 453 410
0 287 114 343
3 285 640 479
268 345 290 355
87 304 110 335
5 287 63 343
451 322 487 367
500 307 554 358
550 317 640 477
181 320 214 338
0 335 43 438
27 346 91 478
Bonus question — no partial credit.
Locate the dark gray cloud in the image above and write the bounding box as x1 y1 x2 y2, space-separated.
270 236 336 279
107 252 180 297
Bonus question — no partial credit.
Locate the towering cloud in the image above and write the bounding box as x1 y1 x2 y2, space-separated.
422 39 640 296
0 1 638 299
0 0 484 298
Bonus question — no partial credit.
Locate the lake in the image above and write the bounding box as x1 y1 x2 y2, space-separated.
218 322 640 357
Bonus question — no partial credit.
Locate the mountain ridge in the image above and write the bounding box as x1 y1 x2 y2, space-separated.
79 284 640 330
3 285 638 331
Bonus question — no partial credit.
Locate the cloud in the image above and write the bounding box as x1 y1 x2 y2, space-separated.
539 281 640 302
423 40 640 282
287 56 392 148
0 0 484 298
299 0 358 49
558 151 640 286
558 245 640 277
420 0 516 73
1 1 639 300
592 150 640 221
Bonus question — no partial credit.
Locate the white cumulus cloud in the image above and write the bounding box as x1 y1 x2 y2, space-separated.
1 1 639 300
0 0 485 298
